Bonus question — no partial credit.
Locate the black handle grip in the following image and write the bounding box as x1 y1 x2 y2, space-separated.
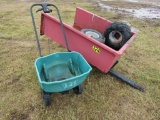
33 3 52 13
41 3 52 13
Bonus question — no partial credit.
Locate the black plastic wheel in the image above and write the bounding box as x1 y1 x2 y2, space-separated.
73 84 83 94
41 89 51 106
43 94 51 106
104 22 132 50
81 29 105 43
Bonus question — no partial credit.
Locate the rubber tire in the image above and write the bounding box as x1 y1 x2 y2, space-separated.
42 89 51 106
43 94 51 106
104 22 132 50
81 29 105 43
73 84 83 94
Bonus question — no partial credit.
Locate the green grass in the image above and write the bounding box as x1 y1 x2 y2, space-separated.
0 0 160 120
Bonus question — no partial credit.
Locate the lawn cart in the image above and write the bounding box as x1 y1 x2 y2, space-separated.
38 3 145 92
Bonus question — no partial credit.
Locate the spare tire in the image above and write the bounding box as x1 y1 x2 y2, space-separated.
104 22 132 50
81 29 105 43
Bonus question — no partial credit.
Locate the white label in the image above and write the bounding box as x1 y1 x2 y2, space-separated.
63 81 76 89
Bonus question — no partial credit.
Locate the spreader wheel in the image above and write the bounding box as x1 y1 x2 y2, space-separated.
73 84 83 94
43 94 51 106
42 89 51 106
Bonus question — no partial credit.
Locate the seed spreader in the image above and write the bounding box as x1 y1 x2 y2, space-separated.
30 3 92 106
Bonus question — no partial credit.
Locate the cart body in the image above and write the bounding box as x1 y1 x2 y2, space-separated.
40 7 137 73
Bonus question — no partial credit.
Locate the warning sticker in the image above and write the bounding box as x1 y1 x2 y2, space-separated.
92 45 100 53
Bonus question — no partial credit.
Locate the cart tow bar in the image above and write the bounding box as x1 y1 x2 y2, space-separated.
109 69 145 92
30 3 70 57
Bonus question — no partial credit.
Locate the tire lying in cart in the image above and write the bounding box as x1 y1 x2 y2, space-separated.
104 22 132 50
81 29 105 43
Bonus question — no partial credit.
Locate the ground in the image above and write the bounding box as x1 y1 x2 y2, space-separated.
0 0 160 120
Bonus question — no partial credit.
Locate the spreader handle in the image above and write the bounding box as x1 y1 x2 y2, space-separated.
30 3 69 57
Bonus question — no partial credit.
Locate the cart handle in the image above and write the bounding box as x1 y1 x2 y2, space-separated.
30 3 69 57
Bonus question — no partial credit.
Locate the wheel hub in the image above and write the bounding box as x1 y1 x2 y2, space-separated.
85 31 100 39
109 31 123 44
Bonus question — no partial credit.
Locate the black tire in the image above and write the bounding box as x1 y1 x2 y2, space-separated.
42 89 51 106
43 94 51 106
73 84 83 94
104 22 132 50
81 29 105 43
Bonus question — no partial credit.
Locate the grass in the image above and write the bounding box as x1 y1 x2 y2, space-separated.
0 0 160 120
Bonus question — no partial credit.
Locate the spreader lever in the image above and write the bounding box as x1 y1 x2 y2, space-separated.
36 8 43 13
30 3 68 57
